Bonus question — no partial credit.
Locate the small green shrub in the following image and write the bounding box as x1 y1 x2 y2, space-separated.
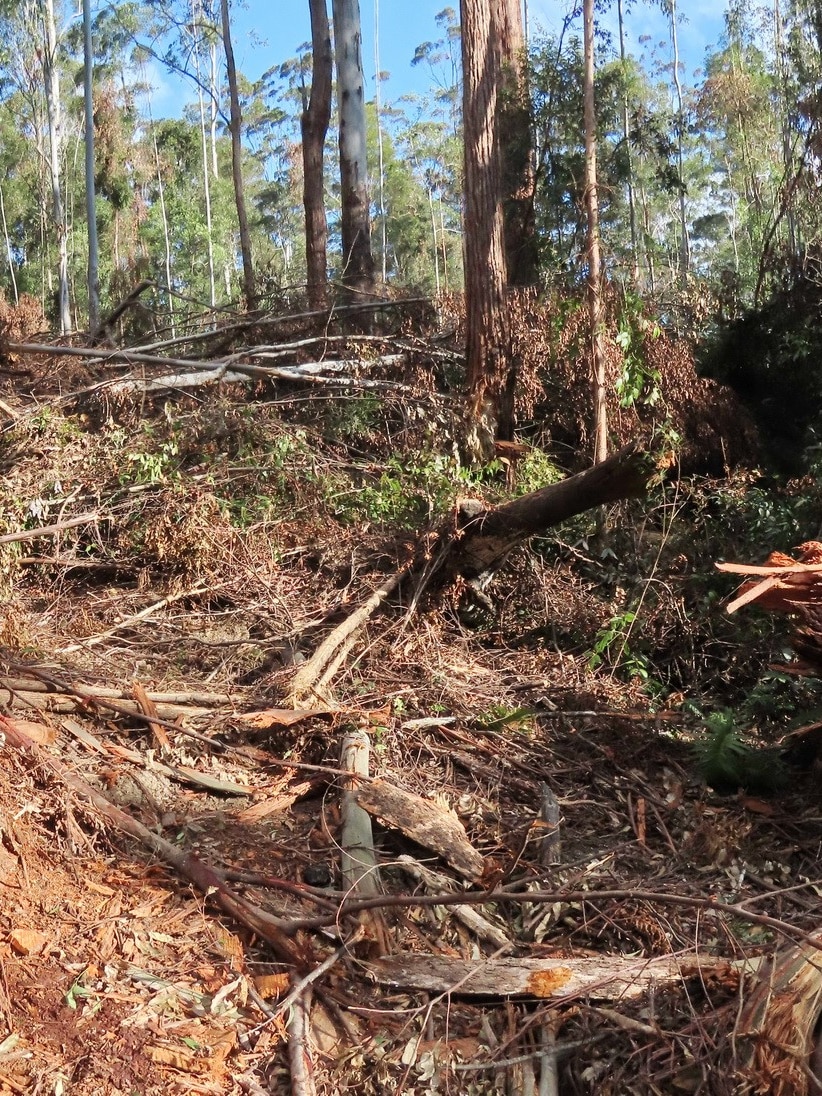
692 709 788 793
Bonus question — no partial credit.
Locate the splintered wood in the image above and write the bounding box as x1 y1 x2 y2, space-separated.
718 540 822 614
718 540 822 675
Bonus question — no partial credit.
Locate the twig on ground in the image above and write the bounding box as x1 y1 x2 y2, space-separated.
286 989 317 1096
56 581 228 653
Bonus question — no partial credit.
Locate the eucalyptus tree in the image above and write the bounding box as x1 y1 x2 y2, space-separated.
695 5 783 303
460 0 514 452
583 0 607 463
41 0 71 333
331 0 375 297
220 0 255 308
302 0 332 308
82 0 100 332
0 0 76 329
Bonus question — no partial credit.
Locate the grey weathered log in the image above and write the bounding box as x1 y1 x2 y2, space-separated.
368 952 748 1000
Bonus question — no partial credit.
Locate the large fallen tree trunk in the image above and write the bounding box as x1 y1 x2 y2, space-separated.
446 440 659 581
288 442 661 703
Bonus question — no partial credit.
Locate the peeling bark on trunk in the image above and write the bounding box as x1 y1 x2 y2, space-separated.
41 0 70 335
497 0 537 288
303 0 332 310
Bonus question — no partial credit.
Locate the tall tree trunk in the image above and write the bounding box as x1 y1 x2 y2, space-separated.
617 0 639 283
191 1 216 311
0 186 18 305
583 0 607 464
667 0 690 281
302 0 332 310
461 0 511 457
497 0 538 287
82 0 100 334
332 0 375 298
220 0 256 310
41 0 71 334
208 39 219 179
373 0 387 283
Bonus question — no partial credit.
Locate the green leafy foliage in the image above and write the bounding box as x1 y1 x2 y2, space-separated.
693 709 788 793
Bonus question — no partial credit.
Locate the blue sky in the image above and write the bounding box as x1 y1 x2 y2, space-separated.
146 1 727 117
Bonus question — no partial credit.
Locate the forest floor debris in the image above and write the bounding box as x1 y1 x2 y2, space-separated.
1 302 822 1093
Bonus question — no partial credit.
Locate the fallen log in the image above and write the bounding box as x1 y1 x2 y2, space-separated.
287 442 662 702
447 441 661 581
367 952 753 1000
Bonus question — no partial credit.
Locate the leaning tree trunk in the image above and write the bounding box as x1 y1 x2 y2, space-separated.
220 0 256 310
302 0 332 310
448 442 655 581
288 441 660 704
461 0 511 457
332 0 375 299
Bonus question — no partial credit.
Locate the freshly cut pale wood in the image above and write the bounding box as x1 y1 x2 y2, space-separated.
355 779 484 882
397 855 509 949
368 953 742 1000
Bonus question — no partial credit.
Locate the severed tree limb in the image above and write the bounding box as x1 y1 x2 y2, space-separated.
446 441 663 581
0 672 232 707
340 729 381 900
2 688 215 723
288 565 410 705
0 512 100 545
92 278 153 344
340 728 389 955
287 443 661 702
366 952 753 1000
286 989 318 1096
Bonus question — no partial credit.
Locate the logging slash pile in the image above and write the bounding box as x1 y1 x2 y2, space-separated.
0 297 822 1094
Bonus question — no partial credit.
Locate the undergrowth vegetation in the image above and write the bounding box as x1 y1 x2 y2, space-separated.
1 289 818 794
